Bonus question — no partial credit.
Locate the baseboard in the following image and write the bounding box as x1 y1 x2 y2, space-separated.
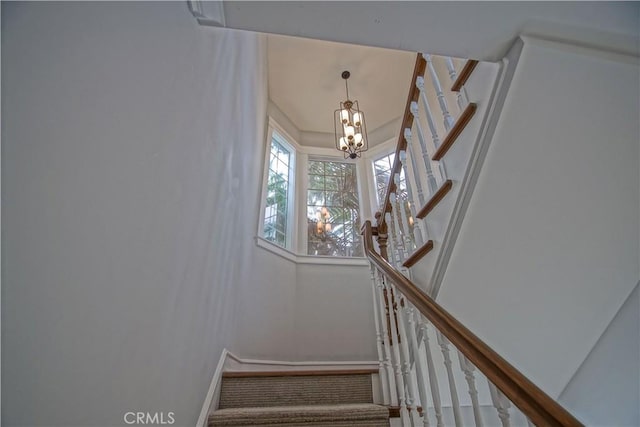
196 348 229 427
225 351 378 372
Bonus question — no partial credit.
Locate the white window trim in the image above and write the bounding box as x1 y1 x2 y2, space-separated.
255 236 369 266
304 155 366 258
258 119 299 251
362 137 396 217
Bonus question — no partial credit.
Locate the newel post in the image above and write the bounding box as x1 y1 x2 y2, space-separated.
375 211 403 347
375 211 389 261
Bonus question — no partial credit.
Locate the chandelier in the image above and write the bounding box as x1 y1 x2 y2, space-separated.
334 71 368 159
315 207 332 235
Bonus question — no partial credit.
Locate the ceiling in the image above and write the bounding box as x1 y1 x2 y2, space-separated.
267 34 416 139
228 2 639 62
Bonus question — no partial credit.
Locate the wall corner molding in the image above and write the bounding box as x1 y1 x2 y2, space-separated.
187 0 226 27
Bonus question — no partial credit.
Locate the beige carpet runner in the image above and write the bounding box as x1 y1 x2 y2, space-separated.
208 371 390 426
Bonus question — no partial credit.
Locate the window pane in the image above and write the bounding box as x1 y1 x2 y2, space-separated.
309 174 324 190
326 191 342 207
373 153 398 208
307 159 362 257
344 192 359 210
307 190 324 206
308 161 324 175
372 152 416 251
325 176 341 191
325 162 343 175
263 135 293 248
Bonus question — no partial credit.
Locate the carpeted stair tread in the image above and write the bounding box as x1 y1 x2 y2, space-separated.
208 403 390 426
218 373 373 409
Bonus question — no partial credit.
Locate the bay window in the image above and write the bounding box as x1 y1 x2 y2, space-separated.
259 119 367 260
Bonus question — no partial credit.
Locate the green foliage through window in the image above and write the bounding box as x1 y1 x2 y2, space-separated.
263 136 291 247
373 153 417 252
307 160 363 257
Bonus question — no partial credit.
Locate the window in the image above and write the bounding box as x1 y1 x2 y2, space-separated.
307 159 363 257
373 152 396 207
258 118 369 263
262 131 295 248
372 152 416 249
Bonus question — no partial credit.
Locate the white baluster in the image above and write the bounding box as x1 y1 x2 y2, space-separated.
415 81 448 182
399 150 426 248
405 304 431 427
394 290 423 426
420 321 444 427
394 173 415 252
436 331 462 426
385 212 401 269
445 57 466 112
388 198 407 266
370 263 391 405
404 128 427 207
458 352 484 427
423 53 455 131
381 271 411 426
409 102 439 193
374 268 398 407
489 382 512 427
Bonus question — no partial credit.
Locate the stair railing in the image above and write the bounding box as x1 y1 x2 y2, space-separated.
378 53 477 273
362 220 583 427
368 51 581 427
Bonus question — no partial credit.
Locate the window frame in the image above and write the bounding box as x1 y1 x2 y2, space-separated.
256 116 372 265
304 156 364 258
258 120 299 251
362 137 397 216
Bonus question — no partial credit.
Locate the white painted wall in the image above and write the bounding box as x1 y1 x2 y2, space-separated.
232 249 377 362
294 263 376 361
559 282 640 426
234 248 298 360
2 2 267 426
230 90 379 363
437 38 640 399
221 1 639 61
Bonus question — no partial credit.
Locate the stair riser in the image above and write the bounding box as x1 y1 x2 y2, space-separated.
219 374 373 409
211 421 389 427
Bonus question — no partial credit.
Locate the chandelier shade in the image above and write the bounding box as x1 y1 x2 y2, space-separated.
334 71 368 159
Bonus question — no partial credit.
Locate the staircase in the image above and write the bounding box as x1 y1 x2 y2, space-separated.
209 370 390 426
204 51 583 427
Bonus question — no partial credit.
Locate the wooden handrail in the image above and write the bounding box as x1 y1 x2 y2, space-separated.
362 220 583 427
451 59 479 92
380 53 426 216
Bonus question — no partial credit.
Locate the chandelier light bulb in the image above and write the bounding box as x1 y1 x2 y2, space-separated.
345 125 355 139
353 112 362 127
339 137 348 151
340 109 350 124
354 133 363 147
